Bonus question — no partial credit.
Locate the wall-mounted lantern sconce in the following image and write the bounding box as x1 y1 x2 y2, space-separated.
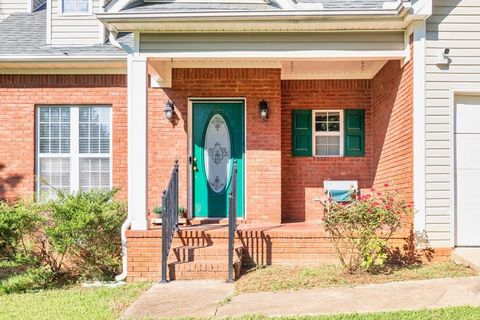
435 48 451 66
259 99 268 120
164 100 175 120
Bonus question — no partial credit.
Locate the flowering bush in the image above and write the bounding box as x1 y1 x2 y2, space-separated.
322 185 411 272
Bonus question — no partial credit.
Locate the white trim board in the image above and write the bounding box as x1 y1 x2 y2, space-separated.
412 21 427 234
187 98 247 221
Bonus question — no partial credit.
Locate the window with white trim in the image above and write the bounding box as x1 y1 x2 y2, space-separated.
37 106 112 201
62 0 91 14
313 110 343 157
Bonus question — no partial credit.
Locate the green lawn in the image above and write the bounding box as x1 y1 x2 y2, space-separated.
237 306 480 320
236 262 477 294
0 282 151 320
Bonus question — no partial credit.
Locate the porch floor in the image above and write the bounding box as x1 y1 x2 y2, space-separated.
150 221 330 236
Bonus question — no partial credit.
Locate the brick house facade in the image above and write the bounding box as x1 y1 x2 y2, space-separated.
1 0 451 282
0 62 413 226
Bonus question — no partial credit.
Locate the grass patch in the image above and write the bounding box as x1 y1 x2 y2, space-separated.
235 262 477 294
235 306 480 320
0 282 151 320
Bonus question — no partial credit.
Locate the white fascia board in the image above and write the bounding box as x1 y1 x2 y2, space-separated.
0 56 126 61
139 50 405 60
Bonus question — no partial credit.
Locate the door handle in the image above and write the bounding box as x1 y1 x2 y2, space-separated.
192 157 198 172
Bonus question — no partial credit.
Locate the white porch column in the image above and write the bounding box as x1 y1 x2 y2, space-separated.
127 55 148 230
412 21 427 234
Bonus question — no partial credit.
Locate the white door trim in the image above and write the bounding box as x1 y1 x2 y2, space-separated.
187 98 247 220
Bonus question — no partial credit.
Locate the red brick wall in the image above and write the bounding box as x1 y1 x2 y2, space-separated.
371 41 414 231
371 60 413 203
281 80 373 222
0 70 283 224
0 75 128 201
0 65 412 229
148 68 282 223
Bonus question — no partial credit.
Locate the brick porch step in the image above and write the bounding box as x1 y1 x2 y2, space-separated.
167 259 242 280
172 245 243 262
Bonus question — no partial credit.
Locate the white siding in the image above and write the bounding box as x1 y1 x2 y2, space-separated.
425 0 480 248
139 32 404 55
50 0 104 45
0 0 28 20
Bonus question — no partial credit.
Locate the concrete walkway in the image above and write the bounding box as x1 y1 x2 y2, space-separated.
121 277 480 319
453 248 480 272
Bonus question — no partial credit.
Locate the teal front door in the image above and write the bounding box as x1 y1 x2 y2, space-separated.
192 101 245 218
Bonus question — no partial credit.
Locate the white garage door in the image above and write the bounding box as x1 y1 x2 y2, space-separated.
455 95 480 247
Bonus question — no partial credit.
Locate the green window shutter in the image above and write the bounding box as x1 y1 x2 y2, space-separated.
291 110 312 157
344 109 365 157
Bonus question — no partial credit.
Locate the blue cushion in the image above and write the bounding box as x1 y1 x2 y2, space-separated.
329 189 353 202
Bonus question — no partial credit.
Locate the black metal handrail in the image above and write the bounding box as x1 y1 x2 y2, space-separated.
161 160 179 283
227 160 238 283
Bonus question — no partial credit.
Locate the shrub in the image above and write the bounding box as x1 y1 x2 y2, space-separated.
41 188 127 280
0 266 53 294
0 200 44 267
322 187 410 273
0 189 126 292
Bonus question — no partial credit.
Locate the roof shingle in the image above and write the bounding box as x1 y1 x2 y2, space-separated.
0 6 130 57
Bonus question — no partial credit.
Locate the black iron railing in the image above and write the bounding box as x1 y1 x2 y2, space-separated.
161 160 179 283
227 160 238 283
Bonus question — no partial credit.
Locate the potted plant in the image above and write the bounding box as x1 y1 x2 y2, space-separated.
152 206 162 225
178 206 187 225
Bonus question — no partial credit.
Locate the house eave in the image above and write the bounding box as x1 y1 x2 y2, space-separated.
96 6 417 32
0 56 126 62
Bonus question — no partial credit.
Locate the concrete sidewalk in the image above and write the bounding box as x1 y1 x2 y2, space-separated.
121 277 480 319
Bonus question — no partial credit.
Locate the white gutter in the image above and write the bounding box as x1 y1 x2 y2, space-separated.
109 30 133 54
115 217 132 282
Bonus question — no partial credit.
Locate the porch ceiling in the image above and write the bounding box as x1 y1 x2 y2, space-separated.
147 58 390 86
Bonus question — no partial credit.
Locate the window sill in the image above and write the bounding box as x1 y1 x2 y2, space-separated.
59 12 93 16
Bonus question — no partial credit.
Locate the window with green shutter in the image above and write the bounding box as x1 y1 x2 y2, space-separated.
344 109 365 157
291 110 312 157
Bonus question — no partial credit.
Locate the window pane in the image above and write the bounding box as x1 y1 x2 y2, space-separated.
63 0 89 13
315 111 341 133
315 135 340 156
315 122 327 132
327 144 340 155
50 108 60 122
316 113 327 122
328 122 340 132
79 158 110 191
328 113 340 122
38 107 70 154
79 109 89 122
39 109 49 122
40 123 49 138
76 0 89 12
79 107 110 154
38 157 70 201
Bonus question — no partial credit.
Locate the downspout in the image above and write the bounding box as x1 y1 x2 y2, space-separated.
115 218 132 281
109 29 133 54
111 30 133 282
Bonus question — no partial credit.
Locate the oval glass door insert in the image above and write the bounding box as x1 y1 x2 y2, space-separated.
204 114 231 193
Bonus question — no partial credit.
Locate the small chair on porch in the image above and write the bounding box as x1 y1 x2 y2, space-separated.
323 180 359 203
314 180 359 216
